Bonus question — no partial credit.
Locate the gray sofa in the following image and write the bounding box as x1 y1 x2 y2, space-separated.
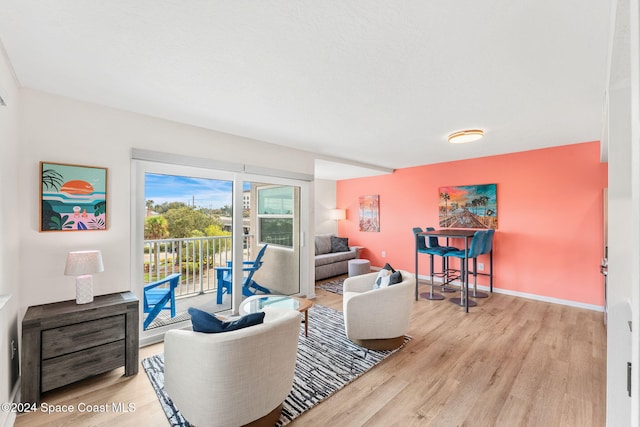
314 234 359 280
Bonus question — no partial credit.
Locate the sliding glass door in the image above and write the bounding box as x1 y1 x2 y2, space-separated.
133 159 305 336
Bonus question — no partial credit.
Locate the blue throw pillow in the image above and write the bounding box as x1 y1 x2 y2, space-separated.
188 307 265 333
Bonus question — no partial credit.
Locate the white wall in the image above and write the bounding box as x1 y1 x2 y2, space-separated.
606 0 639 424
17 88 319 312
314 178 338 235
629 0 640 420
0 40 21 426
607 83 633 426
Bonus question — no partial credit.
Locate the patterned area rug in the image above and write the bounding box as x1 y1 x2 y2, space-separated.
145 311 191 330
316 278 345 295
142 304 410 426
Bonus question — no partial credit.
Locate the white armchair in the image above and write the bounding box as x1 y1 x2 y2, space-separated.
342 270 415 350
164 308 301 427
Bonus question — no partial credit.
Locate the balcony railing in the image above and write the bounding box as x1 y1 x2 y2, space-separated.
144 235 254 299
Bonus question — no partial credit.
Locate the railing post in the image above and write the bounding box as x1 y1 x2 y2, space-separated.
199 239 204 295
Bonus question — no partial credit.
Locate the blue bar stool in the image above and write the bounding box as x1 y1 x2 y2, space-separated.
470 229 494 298
413 227 457 300
425 227 458 293
444 230 487 308
413 227 444 300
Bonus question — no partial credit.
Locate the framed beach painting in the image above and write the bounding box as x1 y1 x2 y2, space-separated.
40 162 108 231
359 195 380 232
439 184 497 229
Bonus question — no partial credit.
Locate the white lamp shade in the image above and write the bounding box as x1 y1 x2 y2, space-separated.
329 209 346 220
64 250 104 276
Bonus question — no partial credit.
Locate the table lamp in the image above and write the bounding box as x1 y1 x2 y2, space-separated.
329 208 346 220
64 250 104 304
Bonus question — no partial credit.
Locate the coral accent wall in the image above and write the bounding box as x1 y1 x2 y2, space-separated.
336 141 607 307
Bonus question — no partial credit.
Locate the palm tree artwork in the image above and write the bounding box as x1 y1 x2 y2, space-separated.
40 162 107 231
438 184 497 229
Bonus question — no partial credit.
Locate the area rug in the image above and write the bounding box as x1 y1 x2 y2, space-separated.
316 278 344 295
146 311 191 330
142 304 410 426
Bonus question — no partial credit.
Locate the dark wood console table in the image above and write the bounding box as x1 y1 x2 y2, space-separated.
21 291 139 404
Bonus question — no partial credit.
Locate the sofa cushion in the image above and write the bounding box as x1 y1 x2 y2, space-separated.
315 234 333 255
330 236 349 252
188 307 265 333
315 250 357 267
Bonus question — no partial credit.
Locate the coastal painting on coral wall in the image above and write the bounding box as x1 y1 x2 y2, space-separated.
359 195 380 232
439 184 497 229
40 162 107 231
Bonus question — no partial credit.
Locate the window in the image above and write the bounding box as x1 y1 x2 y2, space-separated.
257 186 294 248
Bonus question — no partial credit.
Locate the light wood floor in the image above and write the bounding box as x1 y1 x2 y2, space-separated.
15 279 606 427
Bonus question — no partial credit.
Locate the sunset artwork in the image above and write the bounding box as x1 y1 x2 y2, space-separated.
439 184 497 229
359 195 380 232
40 162 107 231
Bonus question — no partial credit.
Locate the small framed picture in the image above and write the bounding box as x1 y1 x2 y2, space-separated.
359 195 380 232
40 162 108 231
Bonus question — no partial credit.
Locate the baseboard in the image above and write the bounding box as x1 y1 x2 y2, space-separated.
0 409 15 427
416 273 604 312
491 288 604 312
1 379 20 427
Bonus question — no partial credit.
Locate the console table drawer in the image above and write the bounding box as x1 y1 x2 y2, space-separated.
41 340 125 392
42 315 126 359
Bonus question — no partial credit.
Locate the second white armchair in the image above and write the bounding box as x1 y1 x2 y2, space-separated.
342 270 415 350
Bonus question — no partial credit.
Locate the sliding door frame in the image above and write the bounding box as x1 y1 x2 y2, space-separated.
131 151 312 344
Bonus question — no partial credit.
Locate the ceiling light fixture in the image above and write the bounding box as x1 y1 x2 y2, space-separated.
448 129 484 144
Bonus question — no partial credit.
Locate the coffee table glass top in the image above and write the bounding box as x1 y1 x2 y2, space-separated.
240 295 310 315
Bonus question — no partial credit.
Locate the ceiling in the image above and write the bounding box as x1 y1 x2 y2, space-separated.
0 1 612 180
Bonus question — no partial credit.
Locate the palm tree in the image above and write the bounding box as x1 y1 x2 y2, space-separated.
478 195 490 225
471 198 480 215
145 216 170 279
440 192 450 218
42 168 64 191
145 200 155 217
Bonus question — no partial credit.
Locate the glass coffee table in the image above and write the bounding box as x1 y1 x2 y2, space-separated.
240 295 313 336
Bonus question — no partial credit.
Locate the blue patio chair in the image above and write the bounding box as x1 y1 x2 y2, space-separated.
143 273 181 329
215 244 271 304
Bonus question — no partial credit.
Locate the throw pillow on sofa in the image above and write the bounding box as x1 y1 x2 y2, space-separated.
330 236 349 252
315 234 333 255
373 263 403 289
188 307 265 333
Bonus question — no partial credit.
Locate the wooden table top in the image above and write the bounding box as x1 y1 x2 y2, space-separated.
421 228 479 238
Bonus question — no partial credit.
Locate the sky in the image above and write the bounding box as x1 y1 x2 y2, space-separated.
145 173 239 209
